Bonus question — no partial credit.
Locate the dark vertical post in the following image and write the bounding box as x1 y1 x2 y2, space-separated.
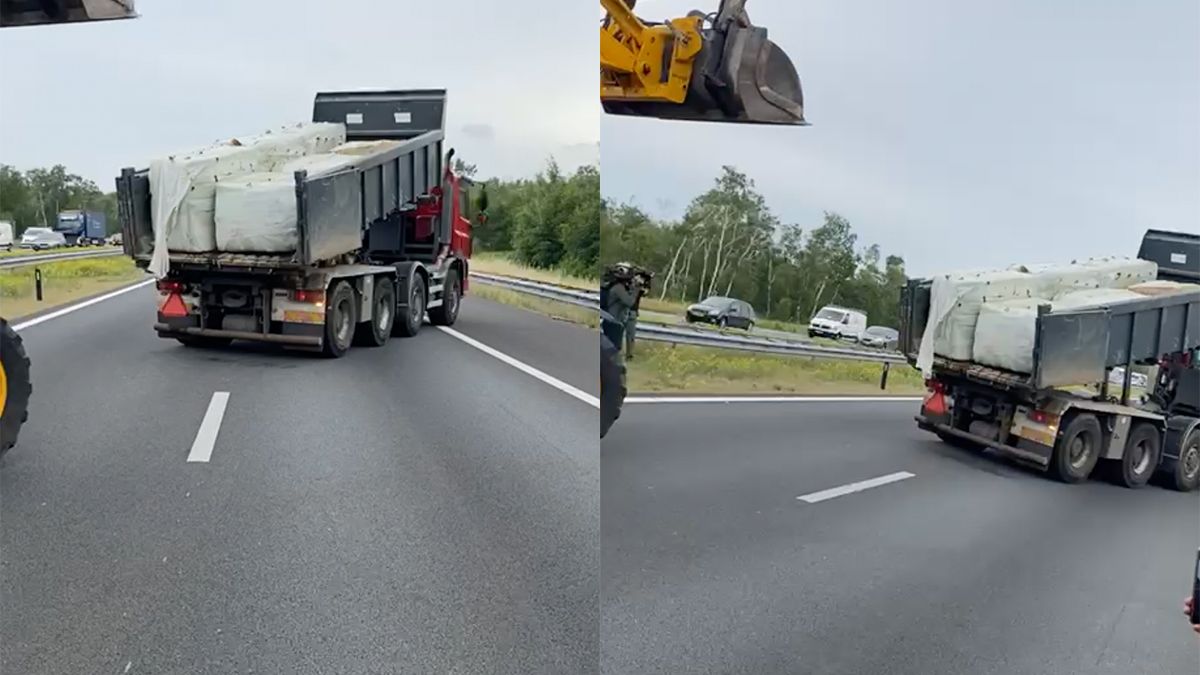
34 268 43 301
880 362 890 390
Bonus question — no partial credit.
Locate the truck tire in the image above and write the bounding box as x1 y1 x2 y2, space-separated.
601 332 625 439
322 281 358 358
353 276 395 347
428 268 460 326
0 319 32 456
393 273 426 338
1170 428 1200 492
1049 413 1101 483
1114 422 1160 489
176 336 233 349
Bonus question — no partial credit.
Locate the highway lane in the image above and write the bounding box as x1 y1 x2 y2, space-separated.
1 285 598 674
601 401 1200 675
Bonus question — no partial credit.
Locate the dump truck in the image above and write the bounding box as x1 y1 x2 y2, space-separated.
117 89 472 357
900 229 1200 491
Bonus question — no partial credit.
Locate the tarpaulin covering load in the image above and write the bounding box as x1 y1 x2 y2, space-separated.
146 122 346 277
971 288 1143 374
213 153 353 253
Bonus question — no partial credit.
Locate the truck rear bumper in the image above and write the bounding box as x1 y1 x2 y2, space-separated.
915 414 1052 468
154 323 323 349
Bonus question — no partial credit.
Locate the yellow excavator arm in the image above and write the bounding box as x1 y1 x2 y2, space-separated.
600 0 807 125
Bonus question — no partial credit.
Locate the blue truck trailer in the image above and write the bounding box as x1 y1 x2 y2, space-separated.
54 210 107 246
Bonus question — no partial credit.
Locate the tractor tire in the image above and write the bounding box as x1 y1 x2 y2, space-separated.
601 332 626 439
1049 413 1102 484
1 319 33 456
428 268 461 326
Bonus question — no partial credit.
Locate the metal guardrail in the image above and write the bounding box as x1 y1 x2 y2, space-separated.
471 272 599 308
0 248 124 269
471 272 904 364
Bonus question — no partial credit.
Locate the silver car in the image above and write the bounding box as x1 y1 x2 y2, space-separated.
860 326 899 350
18 227 68 250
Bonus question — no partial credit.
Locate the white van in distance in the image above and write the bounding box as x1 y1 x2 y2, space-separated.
808 305 868 342
0 220 14 251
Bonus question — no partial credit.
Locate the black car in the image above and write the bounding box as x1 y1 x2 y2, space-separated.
860 325 899 350
685 296 756 330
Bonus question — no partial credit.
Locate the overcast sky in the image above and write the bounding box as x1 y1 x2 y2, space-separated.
0 0 598 188
601 0 1200 276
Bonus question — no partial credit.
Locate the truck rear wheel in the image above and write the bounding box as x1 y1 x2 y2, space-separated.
428 269 460 326
322 281 358 358
353 277 395 347
0 319 32 456
393 274 426 338
1170 428 1200 492
1116 422 1160 489
1049 413 1101 483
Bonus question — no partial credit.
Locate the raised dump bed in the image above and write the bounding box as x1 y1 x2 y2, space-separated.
118 89 448 272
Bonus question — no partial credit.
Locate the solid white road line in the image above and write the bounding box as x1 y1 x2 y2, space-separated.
626 396 922 404
435 326 600 408
186 392 230 463
796 471 916 504
12 278 154 331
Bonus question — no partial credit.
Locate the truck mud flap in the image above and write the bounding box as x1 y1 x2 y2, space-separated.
915 414 1052 468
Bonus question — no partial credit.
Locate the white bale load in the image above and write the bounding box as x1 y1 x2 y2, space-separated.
213 152 353 253
917 256 1161 377
915 269 1040 374
146 122 346 276
970 288 1144 374
1023 257 1157 297
970 298 1046 374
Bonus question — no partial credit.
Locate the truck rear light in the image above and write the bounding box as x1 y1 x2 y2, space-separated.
924 378 945 394
157 280 184 293
292 289 325 304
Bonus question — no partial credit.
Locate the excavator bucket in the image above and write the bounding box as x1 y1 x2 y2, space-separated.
603 2 807 126
0 0 138 28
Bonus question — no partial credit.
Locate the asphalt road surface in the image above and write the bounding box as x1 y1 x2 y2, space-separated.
1 284 598 674
601 400 1200 675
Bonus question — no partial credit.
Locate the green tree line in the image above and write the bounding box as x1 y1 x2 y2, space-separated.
600 166 910 328
0 164 119 235
468 160 601 279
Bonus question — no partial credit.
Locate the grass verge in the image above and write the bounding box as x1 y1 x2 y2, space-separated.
471 251 595 290
626 341 923 396
471 283 598 329
0 256 146 319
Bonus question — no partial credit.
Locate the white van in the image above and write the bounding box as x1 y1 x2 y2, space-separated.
808 305 868 342
0 220 13 251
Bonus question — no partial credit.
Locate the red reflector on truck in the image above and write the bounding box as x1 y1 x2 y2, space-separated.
292 289 325 304
157 280 184 293
923 390 947 415
161 293 188 318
